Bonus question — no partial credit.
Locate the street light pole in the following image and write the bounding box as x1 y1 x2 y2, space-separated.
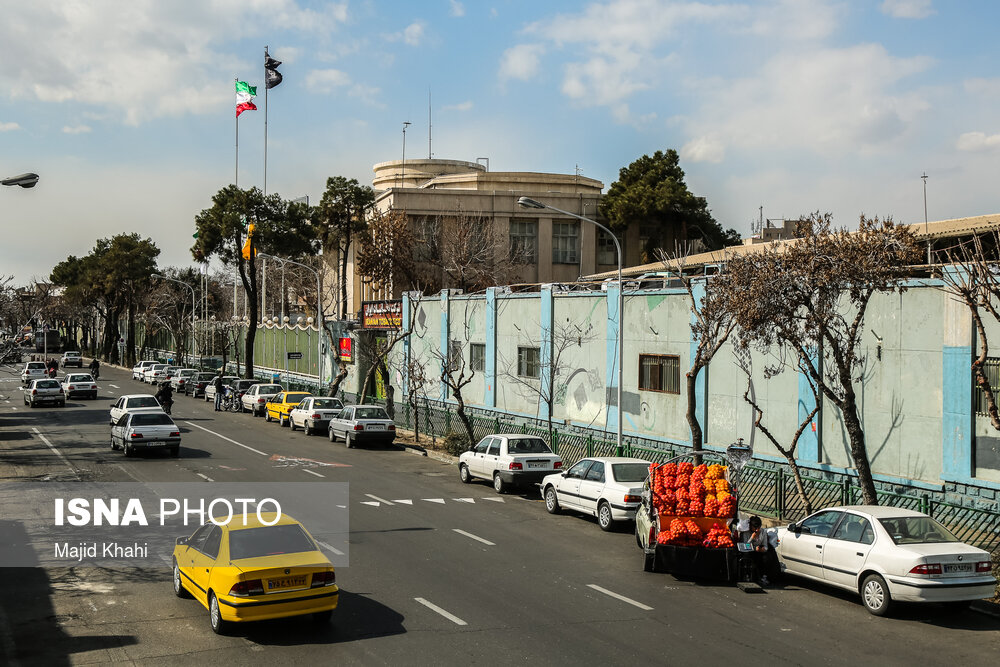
517 196 623 454
152 273 198 366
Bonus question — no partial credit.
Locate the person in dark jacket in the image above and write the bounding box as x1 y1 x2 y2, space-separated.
213 373 224 411
155 381 174 415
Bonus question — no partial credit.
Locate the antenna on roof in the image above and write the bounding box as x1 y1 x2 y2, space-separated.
428 89 433 159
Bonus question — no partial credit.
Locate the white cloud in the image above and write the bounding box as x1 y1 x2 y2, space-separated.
0 121 20 132
880 0 934 19
498 44 545 81
681 134 725 163
956 131 1000 152
62 125 91 134
964 77 1000 98
443 101 474 111
450 1 465 18
305 69 382 106
385 21 426 46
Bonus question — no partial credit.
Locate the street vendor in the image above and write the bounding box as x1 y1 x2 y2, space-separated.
741 516 779 585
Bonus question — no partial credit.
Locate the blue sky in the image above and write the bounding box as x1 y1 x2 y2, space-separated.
2 0 999 283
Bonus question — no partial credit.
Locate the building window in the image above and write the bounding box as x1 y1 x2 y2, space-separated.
413 216 440 262
509 220 537 263
552 222 579 264
518 346 540 378
470 343 486 372
975 357 1000 415
638 354 680 394
448 339 462 372
597 229 616 265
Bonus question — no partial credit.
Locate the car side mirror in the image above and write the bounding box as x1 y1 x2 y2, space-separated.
561 471 568 477
787 522 799 533
175 536 188 546
109 403 116 408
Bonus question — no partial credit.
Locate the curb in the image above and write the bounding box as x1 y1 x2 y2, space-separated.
398 442 458 465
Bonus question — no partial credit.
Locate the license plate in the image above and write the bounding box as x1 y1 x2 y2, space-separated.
527 462 547 469
944 563 973 573
366 424 384 430
268 575 307 590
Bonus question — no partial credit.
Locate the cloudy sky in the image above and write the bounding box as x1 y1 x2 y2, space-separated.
2 0 998 283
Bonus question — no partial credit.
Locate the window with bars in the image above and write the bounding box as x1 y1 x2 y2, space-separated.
448 339 463 372
509 220 537 263
412 217 440 262
638 354 680 394
518 346 541 378
470 343 486 372
597 229 616 266
552 222 579 264
975 357 1000 415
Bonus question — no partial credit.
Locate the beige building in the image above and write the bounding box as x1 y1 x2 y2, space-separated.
343 158 645 314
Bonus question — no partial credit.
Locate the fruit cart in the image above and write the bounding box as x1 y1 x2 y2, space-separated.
635 441 755 583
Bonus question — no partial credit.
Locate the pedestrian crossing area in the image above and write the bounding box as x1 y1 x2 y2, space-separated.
357 496 506 507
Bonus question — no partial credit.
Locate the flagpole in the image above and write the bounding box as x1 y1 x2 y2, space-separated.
264 46 269 196
235 77 239 188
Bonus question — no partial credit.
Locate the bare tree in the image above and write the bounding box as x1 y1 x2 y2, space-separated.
430 315 479 447
720 213 920 505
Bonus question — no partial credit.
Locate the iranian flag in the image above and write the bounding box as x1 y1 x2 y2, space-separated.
236 81 257 117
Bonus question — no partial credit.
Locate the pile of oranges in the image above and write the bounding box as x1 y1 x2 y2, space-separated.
650 462 736 519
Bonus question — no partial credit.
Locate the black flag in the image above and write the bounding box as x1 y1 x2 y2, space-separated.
264 55 282 89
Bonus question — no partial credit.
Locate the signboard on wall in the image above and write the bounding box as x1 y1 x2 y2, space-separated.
361 300 402 330
338 337 353 362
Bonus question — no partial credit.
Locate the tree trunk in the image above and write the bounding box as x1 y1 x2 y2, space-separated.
841 397 878 505
339 237 349 319
454 390 476 446
328 360 349 396
686 369 703 462
784 456 813 516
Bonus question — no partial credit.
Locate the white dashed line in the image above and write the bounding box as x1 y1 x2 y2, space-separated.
392 499 413 505
452 529 495 546
109 384 120 389
414 598 467 626
586 584 654 611
317 541 345 556
196 473 214 482
31 427 80 481
303 469 325 478
183 421 268 456
365 494 394 505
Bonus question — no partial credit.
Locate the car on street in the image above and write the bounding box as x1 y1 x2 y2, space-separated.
172 513 338 634
775 505 998 616
185 372 217 397
61 351 83 368
163 366 180 382
132 360 157 380
327 405 396 448
20 361 48 385
61 373 99 399
143 363 170 384
23 378 66 407
290 397 345 435
204 376 239 403
458 434 562 493
109 394 165 425
170 368 199 392
540 457 650 531
265 391 312 426
111 411 181 457
230 378 261 403
241 383 284 416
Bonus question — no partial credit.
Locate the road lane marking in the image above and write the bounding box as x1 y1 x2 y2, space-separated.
360 501 381 507
392 499 413 505
422 498 445 504
317 541 345 556
31 427 81 481
196 473 215 482
481 497 504 503
414 598 467 626
452 529 495 546
454 498 475 503
586 584 654 611
269 454 351 468
303 469 325 478
365 494 394 505
183 421 268 456
109 384 119 388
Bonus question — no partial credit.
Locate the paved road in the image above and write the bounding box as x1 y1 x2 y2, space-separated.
1 362 998 665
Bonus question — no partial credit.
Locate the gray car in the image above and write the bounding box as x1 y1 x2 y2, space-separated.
327 405 396 448
24 378 66 407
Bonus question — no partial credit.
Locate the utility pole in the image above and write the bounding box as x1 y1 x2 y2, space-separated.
922 172 930 264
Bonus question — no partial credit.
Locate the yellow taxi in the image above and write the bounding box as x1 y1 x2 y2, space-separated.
264 391 311 427
172 513 338 634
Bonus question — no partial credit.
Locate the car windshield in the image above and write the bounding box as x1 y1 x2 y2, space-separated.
354 407 389 420
127 396 160 408
234 380 257 389
612 463 651 483
314 399 343 410
64 353 80 357
878 517 960 545
259 385 282 393
287 394 311 402
36 380 60 389
131 414 174 426
507 438 550 454
68 375 92 382
152 365 166 370
196 373 215 380
228 524 317 560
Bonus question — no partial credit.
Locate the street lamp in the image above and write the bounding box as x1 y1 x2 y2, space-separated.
517 196 624 454
2 173 39 188
152 273 198 367
257 253 324 393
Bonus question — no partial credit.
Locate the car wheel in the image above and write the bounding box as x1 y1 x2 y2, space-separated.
313 609 333 623
598 501 615 532
328 428 337 443
493 473 506 494
345 435 354 449
265 411 273 423
123 442 133 458
279 414 288 427
58 400 65 407
209 592 228 635
544 486 561 514
861 573 892 616
459 464 472 484
290 418 298 431
173 560 191 598
305 422 313 436
110 435 118 451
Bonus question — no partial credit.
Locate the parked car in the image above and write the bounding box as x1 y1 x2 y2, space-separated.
204 376 239 403
170 368 199 392
132 360 157 380
20 361 48 385
61 351 84 368
109 394 164 425
775 505 997 616
111 411 181 457
185 372 217 397
23 378 66 407
458 434 562 493
265 391 312 426
143 363 170 384
62 373 99 400
540 457 650 531
241 383 284 416
290 397 345 435
327 405 396 448
230 379 261 403
163 366 180 382
172 513 338 634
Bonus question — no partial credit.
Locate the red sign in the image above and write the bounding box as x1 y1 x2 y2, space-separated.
338 337 353 362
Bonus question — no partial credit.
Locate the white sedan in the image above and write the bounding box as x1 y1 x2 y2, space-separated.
289 396 344 435
458 434 562 494
109 394 164 425
62 373 98 399
540 457 649 531
775 505 996 616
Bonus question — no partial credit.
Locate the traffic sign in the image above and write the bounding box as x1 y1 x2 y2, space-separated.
287 352 303 360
